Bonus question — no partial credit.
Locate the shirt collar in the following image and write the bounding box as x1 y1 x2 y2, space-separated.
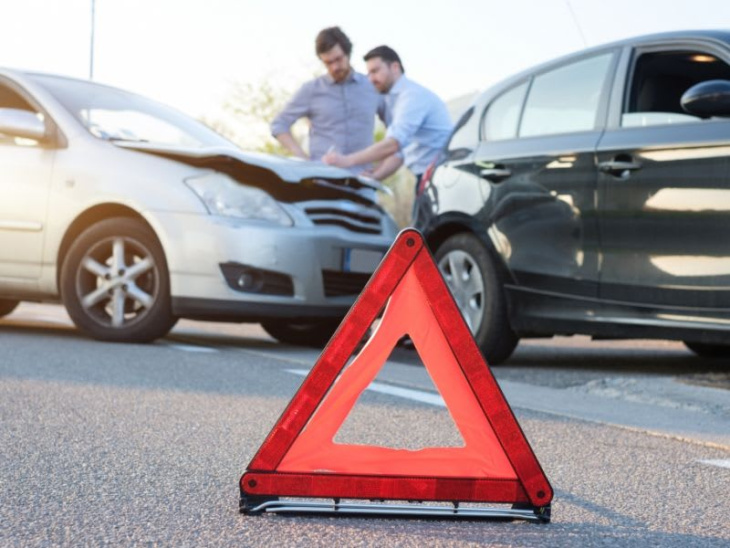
389 75 407 95
323 69 359 85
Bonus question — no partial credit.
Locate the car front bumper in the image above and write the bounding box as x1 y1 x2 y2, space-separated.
147 211 395 321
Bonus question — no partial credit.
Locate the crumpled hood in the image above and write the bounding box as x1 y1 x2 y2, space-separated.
113 141 389 199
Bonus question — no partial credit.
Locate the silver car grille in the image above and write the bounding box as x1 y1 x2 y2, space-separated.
322 270 372 297
303 205 382 234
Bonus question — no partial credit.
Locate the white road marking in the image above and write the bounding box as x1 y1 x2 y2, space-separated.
167 343 219 353
35 315 74 326
698 459 730 469
6 314 74 326
287 368 445 407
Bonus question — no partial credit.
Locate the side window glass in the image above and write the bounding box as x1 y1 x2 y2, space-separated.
623 50 730 127
482 81 528 141
446 105 476 156
520 53 613 138
0 83 43 147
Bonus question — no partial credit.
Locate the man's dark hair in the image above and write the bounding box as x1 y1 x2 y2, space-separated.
363 45 405 73
315 27 352 57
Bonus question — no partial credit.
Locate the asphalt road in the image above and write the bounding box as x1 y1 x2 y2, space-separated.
1 304 729 547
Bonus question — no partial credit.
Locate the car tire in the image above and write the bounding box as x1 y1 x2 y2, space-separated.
435 233 519 365
60 217 177 343
684 341 730 359
0 299 19 318
262 319 342 347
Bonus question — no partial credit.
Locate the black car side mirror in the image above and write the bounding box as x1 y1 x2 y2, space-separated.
681 79 730 118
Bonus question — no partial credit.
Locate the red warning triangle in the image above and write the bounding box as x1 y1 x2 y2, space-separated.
241 229 552 509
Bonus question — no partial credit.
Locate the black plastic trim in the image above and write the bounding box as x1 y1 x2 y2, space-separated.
219 262 294 296
505 285 730 345
171 297 351 322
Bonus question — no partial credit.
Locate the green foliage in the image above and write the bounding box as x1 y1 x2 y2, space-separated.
224 80 288 125
378 168 415 229
198 79 300 156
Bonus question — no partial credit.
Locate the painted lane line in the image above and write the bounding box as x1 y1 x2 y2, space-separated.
240 348 319 366
698 459 730 469
9 314 74 326
35 315 74 325
167 343 219 353
287 368 445 407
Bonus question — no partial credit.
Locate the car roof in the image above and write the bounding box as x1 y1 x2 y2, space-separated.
0 67 150 103
600 28 730 48
478 29 730 102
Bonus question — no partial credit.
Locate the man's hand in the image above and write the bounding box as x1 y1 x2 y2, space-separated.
322 150 353 168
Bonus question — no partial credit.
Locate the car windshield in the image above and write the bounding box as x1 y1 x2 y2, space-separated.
29 74 233 148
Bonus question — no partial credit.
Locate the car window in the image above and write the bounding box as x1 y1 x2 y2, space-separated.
623 50 730 127
519 53 614 138
446 105 476 156
30 74 234 148
0 83 43 147
482 81 528 141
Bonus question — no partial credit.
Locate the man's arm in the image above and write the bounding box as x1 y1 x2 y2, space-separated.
274 132 308 160
325 85 427 172
369 154 404 181
323 137 400 169
271 83 311 159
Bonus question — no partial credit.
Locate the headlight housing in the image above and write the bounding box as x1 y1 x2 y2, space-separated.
185 172 293 227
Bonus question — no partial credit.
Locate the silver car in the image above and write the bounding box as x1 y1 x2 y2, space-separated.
0 69 398 345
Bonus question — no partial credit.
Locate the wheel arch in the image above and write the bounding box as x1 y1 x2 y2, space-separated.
422 213 515 284
422 213 520 364
56 204 161 289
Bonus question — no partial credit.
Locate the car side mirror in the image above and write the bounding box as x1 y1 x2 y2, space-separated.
0 108 47 141
681 80 730 118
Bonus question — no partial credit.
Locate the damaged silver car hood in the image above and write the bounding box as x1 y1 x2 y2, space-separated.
113 141 390 194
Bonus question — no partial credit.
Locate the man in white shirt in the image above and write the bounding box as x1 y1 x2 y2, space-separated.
323 45 452 187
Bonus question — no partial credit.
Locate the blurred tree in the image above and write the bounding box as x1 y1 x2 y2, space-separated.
223 80 298 156
200 79 307 155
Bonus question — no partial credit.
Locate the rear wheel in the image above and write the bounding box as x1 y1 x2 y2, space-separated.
0 299 19 318
60 217 177 342
435 233 519 365
684 341 730 358
262 319 341 347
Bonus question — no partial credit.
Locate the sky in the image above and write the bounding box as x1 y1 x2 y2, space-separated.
1 0 729 144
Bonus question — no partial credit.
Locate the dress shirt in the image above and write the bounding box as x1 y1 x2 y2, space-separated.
271 71 382 173
384 76 453 175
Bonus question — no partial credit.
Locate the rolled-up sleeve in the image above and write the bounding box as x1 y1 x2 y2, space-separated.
385 90 426 149
270 82 311 137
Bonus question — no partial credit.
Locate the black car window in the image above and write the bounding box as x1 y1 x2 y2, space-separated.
0 82 42 147
446 105 476 157
623 50 730 127
519 53 613 138
482 81 529 141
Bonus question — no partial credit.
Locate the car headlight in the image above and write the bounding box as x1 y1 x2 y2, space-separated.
184 172 293 227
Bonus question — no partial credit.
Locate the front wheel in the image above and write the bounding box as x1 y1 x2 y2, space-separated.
60 217 177 343
0 299 19 318
262 319 341 347
684 341 730 359
435 233 519 365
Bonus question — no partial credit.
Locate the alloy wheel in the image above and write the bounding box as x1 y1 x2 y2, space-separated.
438 249 485 334
74 235 160 329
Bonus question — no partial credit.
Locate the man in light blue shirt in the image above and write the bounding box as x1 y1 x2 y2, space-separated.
323 45 452 186
270 27 382 174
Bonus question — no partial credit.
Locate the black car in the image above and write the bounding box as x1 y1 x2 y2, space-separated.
414 30 730 364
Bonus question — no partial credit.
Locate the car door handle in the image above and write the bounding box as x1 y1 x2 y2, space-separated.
598 160 642 176
480 167 512 182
